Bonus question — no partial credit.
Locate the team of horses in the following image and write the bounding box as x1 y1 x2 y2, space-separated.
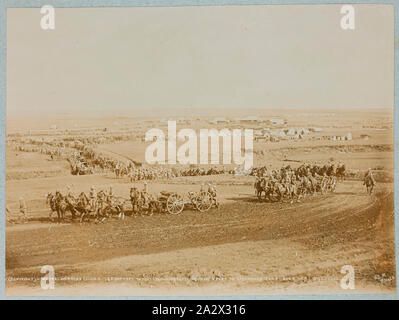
45 160 376 223
253 162 344 203
254 174 337 203
46 191 127 223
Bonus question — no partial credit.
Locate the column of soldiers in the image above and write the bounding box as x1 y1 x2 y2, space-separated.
128 166 227 181
9 136 229 180
253 162 346 201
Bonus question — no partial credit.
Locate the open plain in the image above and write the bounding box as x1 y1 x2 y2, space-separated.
5 109 395 296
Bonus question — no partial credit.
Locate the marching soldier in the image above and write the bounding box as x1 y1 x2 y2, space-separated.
207 183 219 208
19 196 28 223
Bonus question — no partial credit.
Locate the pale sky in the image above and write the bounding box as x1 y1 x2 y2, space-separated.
6 5 394 116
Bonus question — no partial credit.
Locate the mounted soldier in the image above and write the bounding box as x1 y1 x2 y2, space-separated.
364 168 375 183
364 168 376 194
141 182 149 206
96 190 107 219
130 186 140 214
207 183 219 208
200 183 206 195
64 186 76 219
46 192 57 221
106 185 114 205
336 162 346 181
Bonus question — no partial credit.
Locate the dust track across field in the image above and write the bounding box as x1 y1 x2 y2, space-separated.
6 181 395 295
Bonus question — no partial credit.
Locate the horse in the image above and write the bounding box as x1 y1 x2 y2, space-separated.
272 182 291 202
53 192 75 222
130 188 142 215
147 196 162 215
75 192 92 222
326 164 336 177
336 164 346 182
320 175 329 194
115 167 121 178
64 194 77 220
307 175 318 195
95 190 108 221
364 175 376 195
254 178 265 199
254 178 273 201
317 175 330 194
46 193 57 221
102 197 126 219
299 177 312 198
120 167 128 177
286 181 303 203
327 176 337 192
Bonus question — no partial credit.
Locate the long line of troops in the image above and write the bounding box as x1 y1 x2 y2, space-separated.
10 141 228 179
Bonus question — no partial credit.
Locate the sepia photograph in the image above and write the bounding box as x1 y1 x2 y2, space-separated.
3 3 397 298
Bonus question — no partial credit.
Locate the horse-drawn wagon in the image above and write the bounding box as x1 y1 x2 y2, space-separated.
157 191 214 214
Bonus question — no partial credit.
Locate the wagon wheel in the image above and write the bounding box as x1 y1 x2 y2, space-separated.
195 193 212 212
166 194 184 215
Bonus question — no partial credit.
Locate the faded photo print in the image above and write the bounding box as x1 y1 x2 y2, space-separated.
4 4 395 296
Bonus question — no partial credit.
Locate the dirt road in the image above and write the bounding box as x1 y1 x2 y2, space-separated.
5 181 395 296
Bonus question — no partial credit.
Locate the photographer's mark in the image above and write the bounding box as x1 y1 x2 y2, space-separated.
145 121 254 170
